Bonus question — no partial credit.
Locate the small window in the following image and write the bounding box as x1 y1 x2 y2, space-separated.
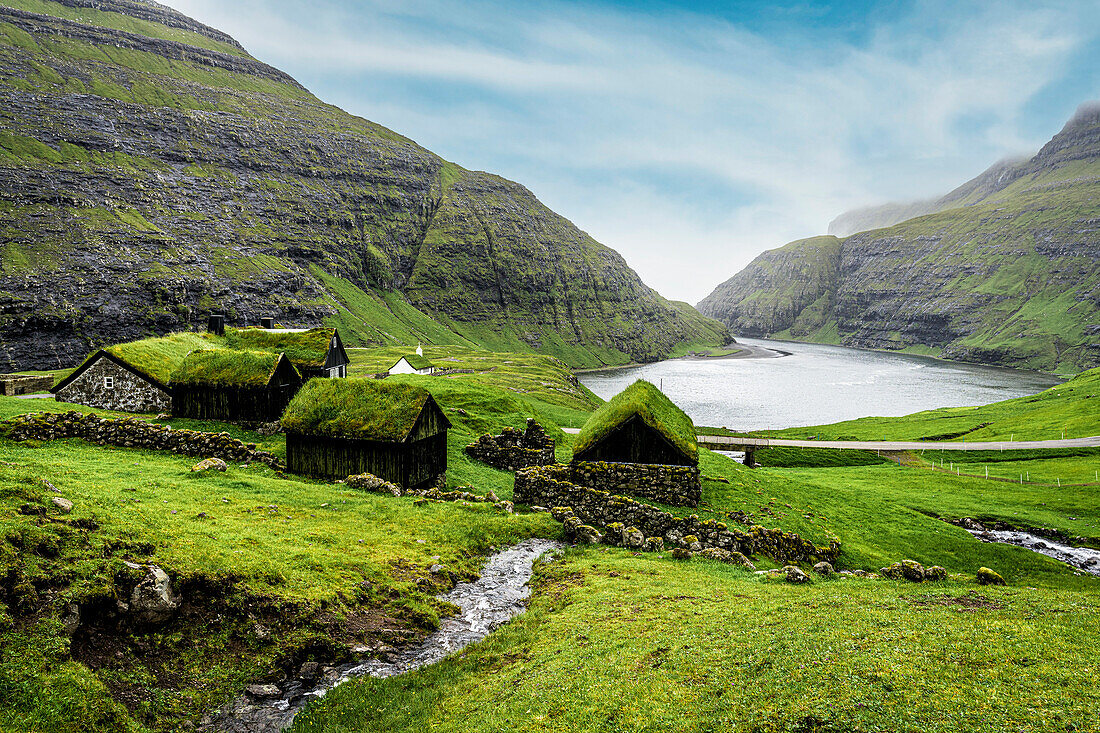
104 376 115 389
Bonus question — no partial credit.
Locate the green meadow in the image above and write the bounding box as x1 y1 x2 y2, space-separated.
0 348 1098 731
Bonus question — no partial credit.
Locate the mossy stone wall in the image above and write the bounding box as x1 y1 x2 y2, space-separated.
568 460 700 507
514 465 838 564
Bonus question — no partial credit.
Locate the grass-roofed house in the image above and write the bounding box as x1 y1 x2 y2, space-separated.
51 333 212 413
282 379 451 488
225 326 349 379
171 350 302 422
570 379 701 507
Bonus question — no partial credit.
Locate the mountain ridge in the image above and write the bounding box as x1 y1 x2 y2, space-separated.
699 102 1100 373
0 0 727 370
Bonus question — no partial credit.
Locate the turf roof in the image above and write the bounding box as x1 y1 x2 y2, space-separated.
396 354 434 371
224 327 335 367
172 349 294 387
574 379 698 463
100 332 218 385
281 378 434 441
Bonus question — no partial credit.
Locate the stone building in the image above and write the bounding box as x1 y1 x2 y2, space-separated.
52 351 172 413
570 379 701 506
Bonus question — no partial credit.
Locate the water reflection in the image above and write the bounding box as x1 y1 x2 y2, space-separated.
579 338 1061 431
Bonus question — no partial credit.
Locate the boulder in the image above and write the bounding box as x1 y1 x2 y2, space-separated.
812 561 834 576
643 537 665 552
245 684 281 699
960 517 985 531
298 661 321 681
669 548 693 560
900 559 926 582
622 526 645 549
924 565 948 581
127 563 180 624
575 525 603 545
696 547 733 563
976 567 1006 586
783 565 809 584
50 497 74 514
191 458 227 473
345 472 402 497
730 551 756 569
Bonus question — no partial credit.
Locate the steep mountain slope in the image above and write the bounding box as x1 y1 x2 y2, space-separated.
0 0 726 371
699 103 1100 373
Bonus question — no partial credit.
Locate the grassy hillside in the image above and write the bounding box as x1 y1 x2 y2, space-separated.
3 348 1098 730
770 367 1100 442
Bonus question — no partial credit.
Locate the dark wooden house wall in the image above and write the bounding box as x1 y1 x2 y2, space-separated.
173 359 302 422
286 432 447 488
572 415 695 466
286 398 450 488
173 384 299 422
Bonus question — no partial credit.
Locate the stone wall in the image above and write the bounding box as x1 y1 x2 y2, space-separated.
56 358 170 413
568 460 700 507
514 465 838 564
464 418 555 471
2 411 282 468
1 374 54 396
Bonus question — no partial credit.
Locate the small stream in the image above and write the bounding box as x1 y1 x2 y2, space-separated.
204 538 563 732
968 528 1100 575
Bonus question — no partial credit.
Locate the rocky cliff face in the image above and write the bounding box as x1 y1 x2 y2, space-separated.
700 103 1100 373
0 0 726 370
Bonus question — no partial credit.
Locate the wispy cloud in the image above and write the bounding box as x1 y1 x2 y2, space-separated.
166 0 1099 302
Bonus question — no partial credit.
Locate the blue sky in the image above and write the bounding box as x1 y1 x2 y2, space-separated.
166 0 1100 303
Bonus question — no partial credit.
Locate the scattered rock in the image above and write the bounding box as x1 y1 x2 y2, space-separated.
575 525 603 545
900 559 926 581
245 684 281 699
622 526 645 549
812 561 834 576
783 565 809 584
960 517 985 531
643 536 665 552
429 564 445 574
50 496 73 514
530 505 549 513
298 661 320 681
924 565 948 581
345 472 402 496
669 547 693 560
44 480 61 493
60 603 81 635
191 457 227 473
127 563 180 624
976 567 1006 586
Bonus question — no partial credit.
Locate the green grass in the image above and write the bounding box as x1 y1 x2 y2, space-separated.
292 548 1100 733
101 332 216 386
223 327 335 368
574 380 697 463
171 349 288 387
281 379 432 442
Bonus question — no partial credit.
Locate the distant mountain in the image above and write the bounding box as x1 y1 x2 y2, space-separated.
0 0 727 371
699 102 1100 373
827 156 1033 237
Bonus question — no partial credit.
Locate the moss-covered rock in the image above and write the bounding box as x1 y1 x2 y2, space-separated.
977 567 1007 586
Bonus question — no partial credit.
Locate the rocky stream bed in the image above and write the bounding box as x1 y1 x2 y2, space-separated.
201 538 563 732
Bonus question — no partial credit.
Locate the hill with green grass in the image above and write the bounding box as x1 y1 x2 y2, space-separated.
2 346 1099 731
698 102 1100 373
0 0 726 372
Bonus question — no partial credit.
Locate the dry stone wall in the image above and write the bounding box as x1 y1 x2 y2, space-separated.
56 359 170 413
464 419 555 471
514 465 838 564
2 411 282 468
568 460 700 507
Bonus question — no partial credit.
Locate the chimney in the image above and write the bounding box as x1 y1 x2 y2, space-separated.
260 317 275 329
208 314 225 336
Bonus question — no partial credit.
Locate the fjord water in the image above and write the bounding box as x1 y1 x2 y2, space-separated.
578 338 1061 431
